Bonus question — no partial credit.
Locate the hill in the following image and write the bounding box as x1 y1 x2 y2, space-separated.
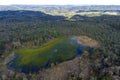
0 5 120 18
0 10 65 22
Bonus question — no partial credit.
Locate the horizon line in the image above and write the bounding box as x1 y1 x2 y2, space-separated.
0 4 120 6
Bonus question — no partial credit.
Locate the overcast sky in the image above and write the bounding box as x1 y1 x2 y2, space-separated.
0 0 120 5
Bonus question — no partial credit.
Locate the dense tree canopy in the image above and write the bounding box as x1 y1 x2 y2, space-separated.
0 10 119 80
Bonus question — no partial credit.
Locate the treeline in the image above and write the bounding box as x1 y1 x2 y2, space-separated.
0 11 65 22
71 15 120 31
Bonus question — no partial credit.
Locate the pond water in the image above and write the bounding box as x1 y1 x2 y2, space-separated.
7 37 94 73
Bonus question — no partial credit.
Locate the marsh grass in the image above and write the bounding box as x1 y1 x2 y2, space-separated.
13 37 77 69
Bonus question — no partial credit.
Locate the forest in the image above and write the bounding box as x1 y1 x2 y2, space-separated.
0 10 120 80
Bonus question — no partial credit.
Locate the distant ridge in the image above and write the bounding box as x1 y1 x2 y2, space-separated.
0 10 65 22
0 5 120 11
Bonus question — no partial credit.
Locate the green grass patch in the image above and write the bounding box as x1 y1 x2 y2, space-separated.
12 37 77 68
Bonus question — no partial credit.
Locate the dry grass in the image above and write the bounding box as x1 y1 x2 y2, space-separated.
77 36 100 47
41 56 80 80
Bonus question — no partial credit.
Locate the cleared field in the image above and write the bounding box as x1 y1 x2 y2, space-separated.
77 36 99 47
43 11 120 18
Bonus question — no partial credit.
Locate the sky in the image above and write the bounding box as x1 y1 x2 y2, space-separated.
0 0 120 5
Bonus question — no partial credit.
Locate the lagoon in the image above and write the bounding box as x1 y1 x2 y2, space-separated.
7 36 95 73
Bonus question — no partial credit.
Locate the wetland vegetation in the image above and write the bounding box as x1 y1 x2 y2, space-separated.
7 36 96 73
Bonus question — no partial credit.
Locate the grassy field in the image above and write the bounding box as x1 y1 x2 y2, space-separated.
77 36 99 47
42 11 120 18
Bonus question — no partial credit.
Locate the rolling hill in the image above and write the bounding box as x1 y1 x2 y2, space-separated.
0 10 65 22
